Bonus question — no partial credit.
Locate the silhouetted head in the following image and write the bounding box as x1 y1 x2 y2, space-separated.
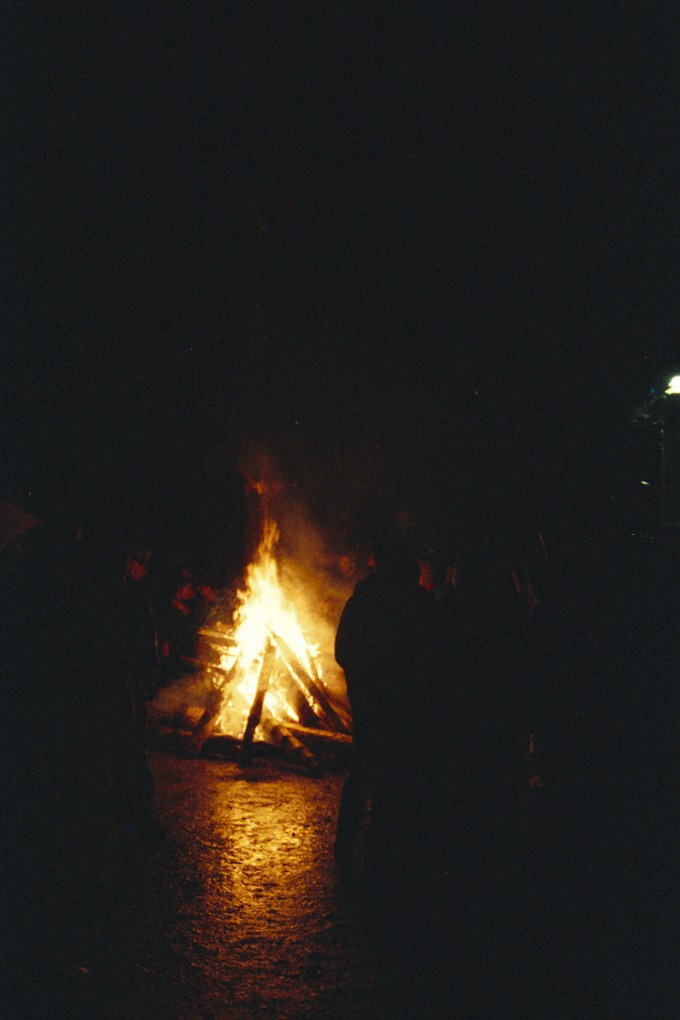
455 531 514 592
373 536 420 587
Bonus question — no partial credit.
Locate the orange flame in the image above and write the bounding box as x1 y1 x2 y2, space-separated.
212 518 326 739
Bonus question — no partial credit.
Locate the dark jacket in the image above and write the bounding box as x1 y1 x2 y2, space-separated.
335 570 433 738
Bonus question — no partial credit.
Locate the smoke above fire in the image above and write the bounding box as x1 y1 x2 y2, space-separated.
235 445 361 620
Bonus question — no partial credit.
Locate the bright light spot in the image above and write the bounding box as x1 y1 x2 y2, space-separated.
665 375 680 395
640 480 650 486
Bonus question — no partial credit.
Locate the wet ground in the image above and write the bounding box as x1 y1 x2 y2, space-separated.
4 748 678 1019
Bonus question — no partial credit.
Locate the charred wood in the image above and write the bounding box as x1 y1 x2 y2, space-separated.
281 723 352 770
267 722 322 777
282 723 352 747
189 685 228 752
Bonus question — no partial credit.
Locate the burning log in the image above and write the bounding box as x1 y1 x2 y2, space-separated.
282 723 352 769
189 689 228 753
270 631 350 735
268 665 321 730
172 657 240 752
197 723 326 776
239 639 277 764
267 722 323 776
238 637 339 769
282 722 352 747
199 628 238 649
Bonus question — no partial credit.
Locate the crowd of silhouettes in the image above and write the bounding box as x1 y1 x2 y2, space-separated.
333 531 534 883
333 516 680 910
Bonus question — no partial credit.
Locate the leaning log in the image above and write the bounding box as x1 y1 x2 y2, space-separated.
283 724 351 766
189 685 228 752
270 631 351 734
267 721 323 777
172 657 240 751
282 722 352 747
239 641 277 764
198 628 239 650
268 667 320 730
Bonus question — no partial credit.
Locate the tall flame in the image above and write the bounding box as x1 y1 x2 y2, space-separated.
212 518 324 739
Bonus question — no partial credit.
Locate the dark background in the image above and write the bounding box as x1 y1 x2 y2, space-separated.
4 3 680 576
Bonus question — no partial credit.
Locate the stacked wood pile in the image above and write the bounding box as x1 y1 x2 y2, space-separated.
148 625 352 776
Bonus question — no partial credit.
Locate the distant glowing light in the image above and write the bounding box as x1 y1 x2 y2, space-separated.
665 375 680 395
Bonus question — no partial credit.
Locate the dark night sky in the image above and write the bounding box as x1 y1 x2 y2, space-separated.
3 3 680 566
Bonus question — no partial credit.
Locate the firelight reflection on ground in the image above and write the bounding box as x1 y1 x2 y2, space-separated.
214 775 324 918
152 754 382 1019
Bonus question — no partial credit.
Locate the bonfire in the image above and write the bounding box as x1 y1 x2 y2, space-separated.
154 514 352 770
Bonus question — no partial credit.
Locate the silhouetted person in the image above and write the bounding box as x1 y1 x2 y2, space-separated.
0 509 111 871
110 544 164 844
334 536 433 873
519 514 680 1010
537 522 680 854
427 532 531 886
